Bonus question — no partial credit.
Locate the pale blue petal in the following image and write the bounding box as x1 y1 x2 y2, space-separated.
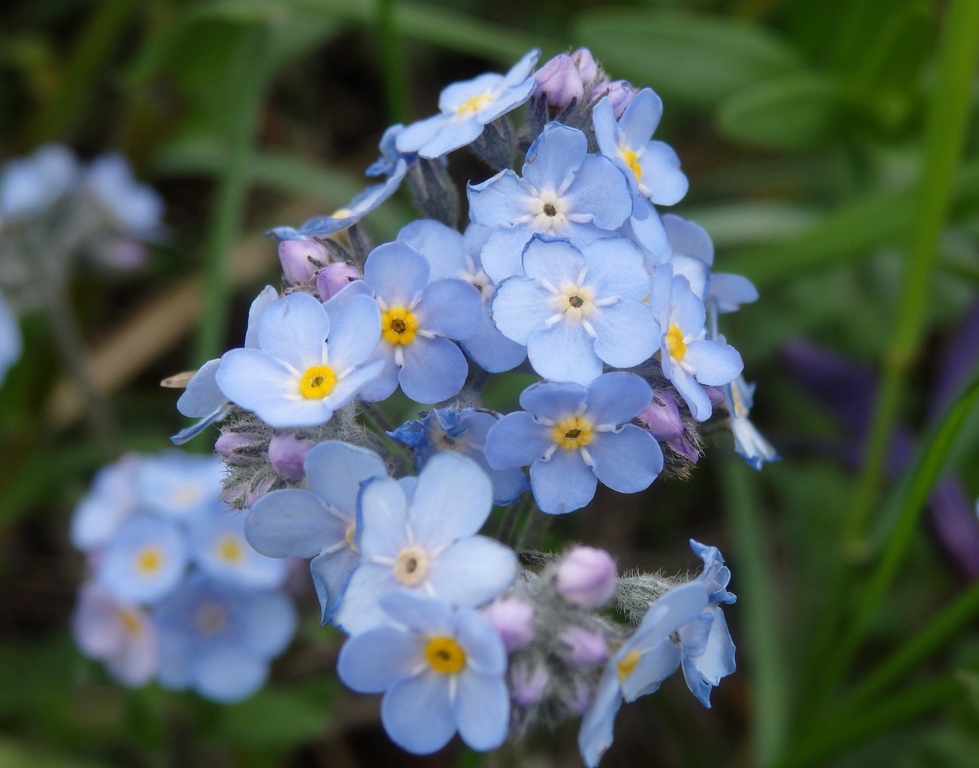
439 73 503 111
519 379 587 421
709 273 758 312
354 345 399 402
566 155 632 231
671 277 707 333
477 224 535 283
215 348 296 414
428 536 516 607
96 515 187 604
242 591 297 656
522 235 585 285
326 294 381 370
325 359 385 410
380 590 453 635
590 301 659 369
639 141 688 206
619 638 680 702
619 89 664 147
670 253 709 301
468 170 533 228
194 647 267 703
492 277 554 344
365 242 430 306
460 309 527 373
337 626 421 693
455 672 509 750
669 363 712 421
245 489 338 558
357 477 408 557
244 286 279 348
415 278 481 339
398 219 466 280
333 562 397 634
305 441 388 513
395 113 452 154
685 340 743 385
585 372 654 426
310 548 359 621
409 452 493 545
522 123 586 192
484 412 553 469
398 336 468 404
691 608 736 690
256 292 330 371
591 97 618 158
382 674 456 754
176 359 223 417
663 214 713 265
629 203 669 261
503 49 540 85
454 610 507 675
170 407 229 445
581 238 649 301
528 320 602 386
530 449 597 515
322 280 374 326
418 117 485 159
589 426 662 493
578 665 622 768
476 76 536 122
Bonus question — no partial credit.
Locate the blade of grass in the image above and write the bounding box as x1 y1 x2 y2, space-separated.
721 460 790 767
377 0 407 124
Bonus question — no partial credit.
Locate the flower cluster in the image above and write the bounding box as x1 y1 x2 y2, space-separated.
163 48 777 762
70 452 297 703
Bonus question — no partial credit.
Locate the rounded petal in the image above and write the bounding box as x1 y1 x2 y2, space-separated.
398 219 466 280
477 223 535 283
590 301 659 369
381 674 456 754
365 242 430 306
333 562 396 634
455 672 509 750
484 412 553 469
581 238 650 301
409 452 494 544
492 277 554 344
194 647 267 703
396 113 452 154
310 548 359 621
357 477 408 558
338 626 421 693
468 169 533 230
588 426 662 493
256 292 330 371
591 97 619 159
242 591 297 657
585 372 654 426
685 340 744 386
709 273 758 312
380 590 454 635
566 155 632 231
245 489 340 558
668 362 713 421
639 141 688 206
325 294 381 370
415 278 482 340
398 336 468 404
460 309 527 373
522 123 587 192
418 117 485 159
455 610 507 676
663 214 713 265
176 359 224 418
619 638 680 702
619 89 664 146
305 441 388 513
522 236 585 285
428 536 517 608
519 379 588 421
530 450 597 515
578 666 623 768
528 320 602 386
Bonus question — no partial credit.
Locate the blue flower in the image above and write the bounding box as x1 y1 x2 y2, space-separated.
484 374 663 515
651 264 743 421
397 219 526 373
172 286 278 445
333 451 517 634
492 236 657 385
662 213 714 299
337 591 509 753
326 241 481 404
95 513 188 604
72 582 159 686
245 441 389 622
593 88 688 207
216 291 383 428
84 153 163 237
154 573 297 703
0 292 21 386
134 452 225 521
367 124 417 177
578 581 708 768
70 453 141 552
724 374 779 471
0 144 79 219
468 122 633 282
395 49 540 159
389 407 529 506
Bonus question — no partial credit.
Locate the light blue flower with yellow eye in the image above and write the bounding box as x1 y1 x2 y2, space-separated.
135 452 225 521
333 451 517 635
492 236 657 385
154 573 297 703
338 591 509 754
395 49 540 160
95 513 188 604
468 122 633 283
216 291 383 428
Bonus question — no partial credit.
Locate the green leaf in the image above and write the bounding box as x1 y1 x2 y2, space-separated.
0 740 111 768
574 9 802 108
716 72 844 150
681 203 820 248
217 687 333 751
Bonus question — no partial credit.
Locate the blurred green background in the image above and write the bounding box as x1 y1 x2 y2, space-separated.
2 0 979 766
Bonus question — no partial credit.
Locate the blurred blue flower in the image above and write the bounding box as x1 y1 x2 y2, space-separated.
245 441 389 622
0 292 21 386
0 144 79 220
395 49 540 159
70 453 141 552
492 236 657 385
326 241 481 404
95 513 188 603
338 591 509 753
154 572 296 703
484 374 663 514
389 407 529 506
333 451 517 634
84 153 163 237
723 374 779 471
216 291 383 428
468 122 632 282
135 452 225 521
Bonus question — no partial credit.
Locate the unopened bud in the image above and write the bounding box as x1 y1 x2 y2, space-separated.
511 663 549 707
483 597 535 652
268 433 313 481
214 430 263 464
245 476 275 508
705 385 726 407
592 80 636 117
635 390 684 441
571 48 599 86
316 261 362 301
667 436 700 465
278 240 327 285
555 546 617 609
559 627 608 667
534 53 584 109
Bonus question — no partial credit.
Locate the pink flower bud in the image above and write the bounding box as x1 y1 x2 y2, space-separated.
570 48 599 85
278 240 327 285
667 436 700 465
534 53 585 109
245 475 275 508
268 433 313 481
705 385 726 407
483 597 535 652
555 547 617 609
591 80 636 118
510 663 549 706
316 261 362 301
559 627 609 667
635 390 684 441
214 430 263 464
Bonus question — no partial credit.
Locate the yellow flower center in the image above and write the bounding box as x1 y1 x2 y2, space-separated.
216 535 245 564
457 93 493 116
552 416 593 450
118 608 143 635
393 546 430 586
344 520 358 552
666 324 687 362
425 636 467 674
299 365 337 399
621 148 642 182
558 285 594 317
616 650 640 682
136 546 164 575
381 307 419 345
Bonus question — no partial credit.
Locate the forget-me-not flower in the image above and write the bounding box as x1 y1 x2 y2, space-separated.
338 591 509 754
84 153 163 238
0 144 79 220
135 452 225 521
70 453 141 552
326 241 481 404
154 573 297 703
216 291 383 428
245 441 389 622
389 407 529 506
484 374 663 514
723 374 779 472
397 219 526 373
492 236 657 385
333 451 517 635
396 49 540 159
95 514 188 604
468 122 632 282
